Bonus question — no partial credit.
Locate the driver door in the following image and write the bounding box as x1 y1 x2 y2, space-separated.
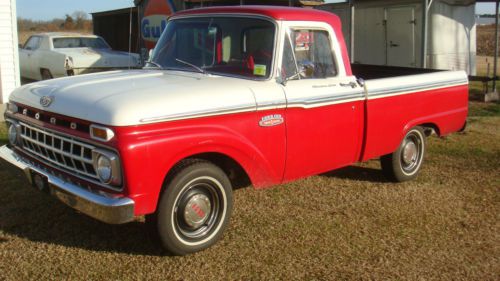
280 26 365 181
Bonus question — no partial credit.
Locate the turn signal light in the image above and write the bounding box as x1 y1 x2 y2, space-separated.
90 125 115 142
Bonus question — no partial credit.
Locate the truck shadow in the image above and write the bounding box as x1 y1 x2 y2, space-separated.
0 164 387 256
0 166 165 256
321 165 389 183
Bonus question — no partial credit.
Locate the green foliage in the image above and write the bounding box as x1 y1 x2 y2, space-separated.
0 122 6 145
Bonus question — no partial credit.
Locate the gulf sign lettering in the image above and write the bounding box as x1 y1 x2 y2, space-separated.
142 0 174 48
142 15 168 42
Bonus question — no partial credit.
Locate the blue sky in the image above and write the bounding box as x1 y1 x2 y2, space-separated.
17 0 135 20
16 0 498 20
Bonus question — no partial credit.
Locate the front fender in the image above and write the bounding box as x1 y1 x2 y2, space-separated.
114 117 285 215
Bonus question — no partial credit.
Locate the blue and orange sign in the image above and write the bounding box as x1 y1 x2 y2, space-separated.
142 0 175 49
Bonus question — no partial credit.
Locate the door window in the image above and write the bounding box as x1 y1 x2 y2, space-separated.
24 36 41 50
281 33 299 80
290 29 337 79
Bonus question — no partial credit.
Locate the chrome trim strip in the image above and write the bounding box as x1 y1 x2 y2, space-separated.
0 145 134 224
256 103 287 111
140 104 256 123
287 91 365 107
140 91 366 123
367 79 468 98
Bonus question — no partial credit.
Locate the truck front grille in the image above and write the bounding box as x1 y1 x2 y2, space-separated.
19 122 98 180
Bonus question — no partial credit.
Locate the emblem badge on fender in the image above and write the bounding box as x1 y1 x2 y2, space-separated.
259 114 284 127
40 96 54 107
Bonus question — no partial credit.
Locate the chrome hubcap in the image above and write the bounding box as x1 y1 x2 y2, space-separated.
402 141 417 165
173 179 223 241
183 194 211 229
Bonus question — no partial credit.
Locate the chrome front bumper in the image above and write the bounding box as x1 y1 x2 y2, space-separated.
0 145 135 224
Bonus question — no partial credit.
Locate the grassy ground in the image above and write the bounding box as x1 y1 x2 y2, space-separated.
0 124 6 145
0 102 498 280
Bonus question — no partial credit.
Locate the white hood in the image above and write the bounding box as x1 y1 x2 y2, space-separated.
9 70 258 126
53 48 140 68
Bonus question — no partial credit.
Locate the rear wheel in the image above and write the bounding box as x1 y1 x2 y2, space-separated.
147 160 233 255
40 69 53 80
381 126 426 182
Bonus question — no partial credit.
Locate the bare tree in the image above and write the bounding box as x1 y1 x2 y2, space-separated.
72 11 88 29
63 14 75 30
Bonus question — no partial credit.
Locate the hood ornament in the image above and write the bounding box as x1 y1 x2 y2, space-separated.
40 96 54 107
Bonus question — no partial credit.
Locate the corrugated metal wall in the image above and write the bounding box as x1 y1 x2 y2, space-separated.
0 0 20 104
428 1 476 74
318 0 476 74
92 8 140 53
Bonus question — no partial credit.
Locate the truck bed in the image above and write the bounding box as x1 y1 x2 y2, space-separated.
351 64 469 163
351 64 441 80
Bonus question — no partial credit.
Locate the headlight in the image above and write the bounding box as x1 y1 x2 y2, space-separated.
92 149 122 186
7 103 18 113
97 155 112 183
8 123 18 145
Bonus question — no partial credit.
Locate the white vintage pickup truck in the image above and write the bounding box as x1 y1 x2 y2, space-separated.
19 33 142 80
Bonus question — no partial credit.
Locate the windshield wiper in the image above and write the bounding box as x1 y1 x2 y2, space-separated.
175 58 206 75
145 61 163 69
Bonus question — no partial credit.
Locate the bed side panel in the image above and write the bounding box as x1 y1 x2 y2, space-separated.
361 71 468 161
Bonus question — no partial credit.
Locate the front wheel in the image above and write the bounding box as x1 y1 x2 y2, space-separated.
381 126 426 182
147 160 233 255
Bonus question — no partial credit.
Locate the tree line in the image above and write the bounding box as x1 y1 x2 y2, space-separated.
17 11 92 32
477 14 499 18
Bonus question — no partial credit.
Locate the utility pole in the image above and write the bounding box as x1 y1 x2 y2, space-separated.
487 0 500 102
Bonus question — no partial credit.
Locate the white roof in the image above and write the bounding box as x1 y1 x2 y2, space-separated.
37 32 99 39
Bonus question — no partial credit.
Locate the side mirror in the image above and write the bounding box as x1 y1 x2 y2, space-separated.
18 43 23 49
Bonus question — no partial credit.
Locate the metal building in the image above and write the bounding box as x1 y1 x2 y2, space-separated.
318 0 477 74
0 0 20 111
92 7 140 53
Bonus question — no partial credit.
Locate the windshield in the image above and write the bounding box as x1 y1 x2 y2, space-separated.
52 37 110 49
150 17 275 79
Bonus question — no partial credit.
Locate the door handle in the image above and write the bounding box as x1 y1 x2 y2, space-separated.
340 81 358 88
389 41 399 47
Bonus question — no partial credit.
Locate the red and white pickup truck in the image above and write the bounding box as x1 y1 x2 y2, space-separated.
1 6 468 255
